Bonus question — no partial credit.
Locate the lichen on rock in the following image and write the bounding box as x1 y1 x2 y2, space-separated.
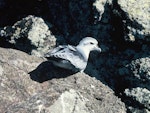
118 0 150 41
0 15 56 57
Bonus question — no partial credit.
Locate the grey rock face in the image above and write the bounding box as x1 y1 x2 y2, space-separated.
129 57 150 81
0 47 126 113
48 89 90 113
118 0 150 41
93 0 112 21
119 56 150 89
0 15 56 56
109 1 150 112
125 88 150 112
117 48 150 112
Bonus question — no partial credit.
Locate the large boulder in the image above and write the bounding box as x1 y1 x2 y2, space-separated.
0 15 56 56
0 47 126 113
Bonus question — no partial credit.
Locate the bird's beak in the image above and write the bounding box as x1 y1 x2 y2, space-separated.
94 45 101 52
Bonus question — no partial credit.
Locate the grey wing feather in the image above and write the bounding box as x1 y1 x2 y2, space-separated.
67 50 87 71
45 45 87 71
65 45 87 70
44 45 67 58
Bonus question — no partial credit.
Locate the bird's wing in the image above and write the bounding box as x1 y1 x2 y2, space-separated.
45 45 79 59
67 48 87 71
45 45 87 70
45 45 67 58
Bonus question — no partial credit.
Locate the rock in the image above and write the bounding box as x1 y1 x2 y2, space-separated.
0 65 3 75
124 87 150 112
124 57 150 112
93 0 112 22
0 47 126 113
71 0 112 45
121 56 150 90
49 89 90 113
127 106 150 113
117 0 150 41
0 15 56 56
129 57 150 81
0 0 5 8
116 50 150 112
0 0 113 50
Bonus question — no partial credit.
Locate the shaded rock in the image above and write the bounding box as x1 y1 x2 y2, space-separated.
117 0 150 41
0 0 113 53
116 48 150 112
0 47 126 113
124 87 150 112
0 0 113 41
127 107 150 113
0 15 56 56
0 0 5 8
0 0 49 26
119 56 150 90
129 57 150 81
46 0 113 45
93 0 112 22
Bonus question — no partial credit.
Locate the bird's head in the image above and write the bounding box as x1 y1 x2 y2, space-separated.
77 37 101 52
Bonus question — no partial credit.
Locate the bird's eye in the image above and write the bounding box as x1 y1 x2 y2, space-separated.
90 42 94 45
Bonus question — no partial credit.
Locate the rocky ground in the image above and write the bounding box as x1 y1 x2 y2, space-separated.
0 47 126 113
0 0 149 113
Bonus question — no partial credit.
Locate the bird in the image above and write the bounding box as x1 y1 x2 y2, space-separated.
44 37 101 72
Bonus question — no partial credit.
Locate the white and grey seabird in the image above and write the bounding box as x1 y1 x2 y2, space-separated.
45 37 101 72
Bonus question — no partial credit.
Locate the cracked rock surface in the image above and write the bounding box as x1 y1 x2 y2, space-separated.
0 47 126 113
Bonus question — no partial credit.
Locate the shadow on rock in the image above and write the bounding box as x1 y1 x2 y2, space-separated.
29 61 76 83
